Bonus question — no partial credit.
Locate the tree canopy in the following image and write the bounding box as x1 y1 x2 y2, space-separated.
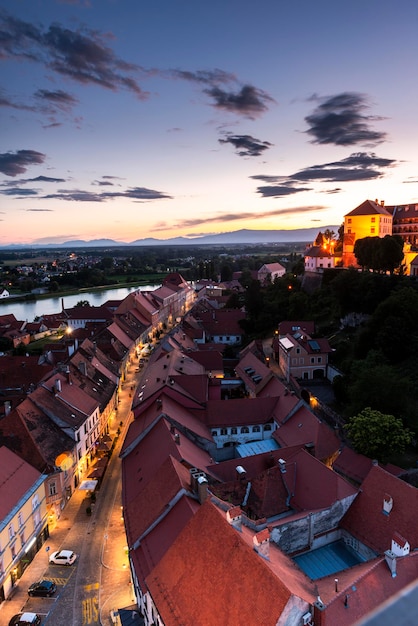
354 235 404 274
345 407 412 462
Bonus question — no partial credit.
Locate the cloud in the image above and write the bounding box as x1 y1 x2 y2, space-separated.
0 149 46 176
290 152 395 182
0 10 149 98
39 186 172 202
151 205 326 232
203 84 275 118
251 152 396 197
170 68 237 85
28 175 66 183
34 88 79 112
218 133 273 157
2 187 40 197
305 92 387 146
26 208 53 211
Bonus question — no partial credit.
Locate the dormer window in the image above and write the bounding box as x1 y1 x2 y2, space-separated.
383 493 393 515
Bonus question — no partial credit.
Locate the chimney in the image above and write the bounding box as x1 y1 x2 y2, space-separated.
4 401 11 416
253 528 270 560
55 379 62 393
383 493 393 515
278 458 286 473
380 200 385 206
226 506 242 531
236 465 247 479
66 367 72 385
384 550 397 577
174 433 180 445
196 474 208 503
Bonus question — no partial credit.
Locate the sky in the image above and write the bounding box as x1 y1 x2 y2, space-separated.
1 0 418 246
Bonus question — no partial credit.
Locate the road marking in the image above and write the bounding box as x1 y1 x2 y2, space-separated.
82 596 99 624
84 582 100 592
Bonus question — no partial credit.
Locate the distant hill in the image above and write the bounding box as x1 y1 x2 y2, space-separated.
0 226 340 249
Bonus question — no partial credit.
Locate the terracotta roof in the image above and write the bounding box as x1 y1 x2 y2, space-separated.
124 455 194 545
332 446 403 485
272 404 340 461
315 552 418 626
130 494 200 592
121 418 212 492
204 396 279 427
0 445 43 522
345 199 392 217
146 500 293 626
341 465 418 554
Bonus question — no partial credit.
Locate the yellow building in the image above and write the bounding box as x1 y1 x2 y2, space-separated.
343 199 393 267
0 446 48 602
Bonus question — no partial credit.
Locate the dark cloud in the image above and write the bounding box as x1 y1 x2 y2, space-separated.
255 184 312 198
204 84 275 118
2 187 40 197
34 89 78 111
28 175 66 183
0 11 148 98
40 186 172 202
0 150 46 176
219 134 273 157
251 152 396 197
290 152 395 182
170 68 236 85
305 92 387 146
26 208 53 211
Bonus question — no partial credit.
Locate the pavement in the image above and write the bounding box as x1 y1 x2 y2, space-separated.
0 359 140 626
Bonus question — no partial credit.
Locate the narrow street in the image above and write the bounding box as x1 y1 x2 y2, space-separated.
1 361 141 626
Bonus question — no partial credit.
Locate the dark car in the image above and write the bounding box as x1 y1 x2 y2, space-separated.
28 579 57 597
9 613 41 626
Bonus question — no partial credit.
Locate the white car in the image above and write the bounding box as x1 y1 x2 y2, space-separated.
49 549 77 565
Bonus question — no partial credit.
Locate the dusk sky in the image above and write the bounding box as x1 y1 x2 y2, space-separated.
1 1 418 245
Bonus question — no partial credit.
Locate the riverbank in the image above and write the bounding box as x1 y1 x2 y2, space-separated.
0 279 159 307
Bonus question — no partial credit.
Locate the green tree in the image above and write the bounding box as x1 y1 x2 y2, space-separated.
75 300 91 307
345 407 412 462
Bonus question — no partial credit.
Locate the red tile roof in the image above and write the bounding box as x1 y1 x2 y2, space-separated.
341 465 418 553
146 500 293 626
0 446 43 520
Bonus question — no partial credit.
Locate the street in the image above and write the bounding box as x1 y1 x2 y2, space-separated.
0 360 141 626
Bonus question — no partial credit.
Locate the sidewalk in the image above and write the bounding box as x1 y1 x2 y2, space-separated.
0 362 139 626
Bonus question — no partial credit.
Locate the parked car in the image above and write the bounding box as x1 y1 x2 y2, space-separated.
9 613 41 626
28 579 57 597
49 549 77 565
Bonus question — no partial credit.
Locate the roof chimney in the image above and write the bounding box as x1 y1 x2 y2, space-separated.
383 493 393 515
4 401 11 416
253 528 270 560
278 458 286 473
55 378 62 393
384 550 397 577
174 433 180 445
226 506 242 531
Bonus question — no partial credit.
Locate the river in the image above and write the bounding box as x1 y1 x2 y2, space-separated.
0 284 158 322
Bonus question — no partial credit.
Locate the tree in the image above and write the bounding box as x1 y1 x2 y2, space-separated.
75 300 90 307
354 235 404 273
345 407 412 462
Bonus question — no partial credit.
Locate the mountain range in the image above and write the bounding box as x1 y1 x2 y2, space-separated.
1 227 340 248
